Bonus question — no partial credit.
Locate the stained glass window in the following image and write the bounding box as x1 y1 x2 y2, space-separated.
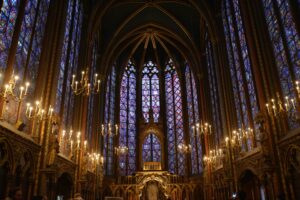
55 0 82 128
142 133 161 163
0 0 50 123
86 44 98 143
142 61 160 123
103 64 116 176
0 0 20 70
165 59 185 175
206 34 222 145
262 0 300 129
222 0 258 147
185 63 202 174
119 60 136 176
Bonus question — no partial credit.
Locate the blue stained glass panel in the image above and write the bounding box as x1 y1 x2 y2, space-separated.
165 59 185 175
0 0 20 70
119 60 136 175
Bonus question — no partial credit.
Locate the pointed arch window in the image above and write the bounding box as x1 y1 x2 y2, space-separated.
262 0 300 128
222 0 259 145
119 60 136 176
142 61 160 123
142 133 161 163
55 0 82 127
165 59 185 175
103 64 117 176
185 63 202 174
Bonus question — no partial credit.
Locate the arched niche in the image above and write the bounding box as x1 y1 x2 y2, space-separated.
56 172 74 199
238 169 261 200
139 125 165 171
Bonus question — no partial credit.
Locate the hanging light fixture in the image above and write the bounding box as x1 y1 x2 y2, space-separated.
71 68 101 96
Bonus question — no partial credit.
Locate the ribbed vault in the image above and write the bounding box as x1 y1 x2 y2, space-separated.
87 0 217 75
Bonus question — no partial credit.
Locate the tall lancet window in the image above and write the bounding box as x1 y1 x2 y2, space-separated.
119 60 137 175
206 35 222 144
56 0 82 127
0 0 19 70
142 61 160 122
262 0 300 128
165 59 185 175
103 65 116 176
185 63 202 174
222 0 259 148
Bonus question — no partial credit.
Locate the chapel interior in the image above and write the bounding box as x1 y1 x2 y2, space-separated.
0 0 300 200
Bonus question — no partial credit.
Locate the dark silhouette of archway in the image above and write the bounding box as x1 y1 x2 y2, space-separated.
56 173 73 199
238 170 261 200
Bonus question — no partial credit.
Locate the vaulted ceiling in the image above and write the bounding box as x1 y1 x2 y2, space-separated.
87 0 218 75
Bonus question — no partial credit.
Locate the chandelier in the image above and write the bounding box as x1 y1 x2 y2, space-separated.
114 146 128 156
71 68 101 96
101 123 118 136
177 143 192 154
203 148 224 167
192 121 212 135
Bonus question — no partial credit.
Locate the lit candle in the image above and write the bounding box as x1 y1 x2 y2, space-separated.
69 130 73 139
72 75 75 86
81 71 85 82
35 101 40 113
26 103 30 114
49 106 53 118
25 82 30 95
108 123 111 134
87 83 91 95
209 125 212 134
4 84 9 97
225 137 229 146
291 98 296 109
94 73 98 85
75 81 78 92
19 86 24 99
29 106 33 118
272 105 276 115
101 124 104 135
266 103 270 114
285 96 290 111
97 80 101 92
115 124 118 135
70 140 73 153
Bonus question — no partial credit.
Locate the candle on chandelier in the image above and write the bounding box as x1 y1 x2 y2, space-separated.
48 106 53 117
25 82 30 95
115 124 118 135
29 106 33 118
72 75 75 86
26 103 31 114
75 81 78 92
97 80 101 92
81 71 85 82
4 84 9 97
19 86 24 99
266 103 270 114
101 124 104 135
87 83 91 95
291 98 296 109
94 74 98 85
